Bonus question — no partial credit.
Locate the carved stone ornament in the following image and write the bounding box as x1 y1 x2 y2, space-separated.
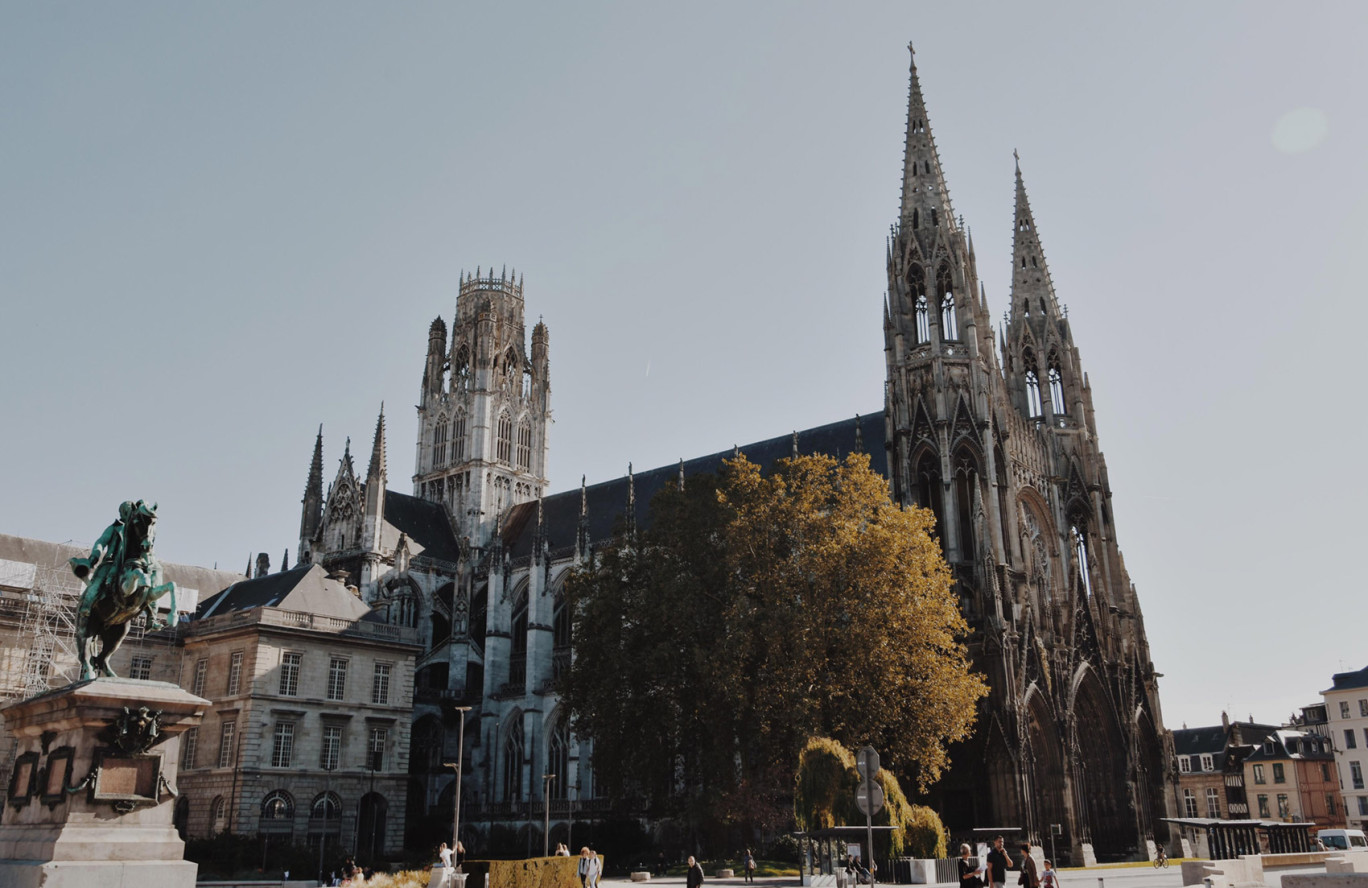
99 706 165 755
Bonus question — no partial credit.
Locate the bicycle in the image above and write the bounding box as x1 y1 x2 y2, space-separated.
1153 849 1169 869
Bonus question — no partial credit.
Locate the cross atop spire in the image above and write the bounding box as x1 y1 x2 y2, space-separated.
899 43 957 233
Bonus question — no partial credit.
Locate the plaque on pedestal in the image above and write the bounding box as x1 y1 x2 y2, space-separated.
0 677 208 888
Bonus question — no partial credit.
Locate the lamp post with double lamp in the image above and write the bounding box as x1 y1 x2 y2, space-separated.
316 762 334 887
542 774 557 857
444 704 474 872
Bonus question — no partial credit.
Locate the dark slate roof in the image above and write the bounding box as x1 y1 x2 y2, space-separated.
1245 729 1335 762
198 565 314 618
1330 665 1368 692
504 411 886 560
385 490 462 563
1173 725 1227 757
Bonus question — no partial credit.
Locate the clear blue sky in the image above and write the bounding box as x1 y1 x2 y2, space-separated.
3 2 1366 732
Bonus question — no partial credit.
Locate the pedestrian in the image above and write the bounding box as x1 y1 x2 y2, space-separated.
957 843 981 888
1017 843 1038 888
687 855 705 888
986 836 1013 888
744 848 757 884
579 847 594 888
1039 860 1057 888
438 842 454 886
591 849 603 888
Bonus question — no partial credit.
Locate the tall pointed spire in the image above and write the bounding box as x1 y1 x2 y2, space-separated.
298 425 325 563
1009 154 1062 320
899 42 957 233
367 404 387 481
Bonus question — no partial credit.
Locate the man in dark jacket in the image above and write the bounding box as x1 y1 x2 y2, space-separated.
687 856 705 888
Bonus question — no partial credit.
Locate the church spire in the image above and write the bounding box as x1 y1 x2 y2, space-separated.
367 404 387 481
1009 154 1062 322
298 425 325 563
362 404 387 554
899 43 957 234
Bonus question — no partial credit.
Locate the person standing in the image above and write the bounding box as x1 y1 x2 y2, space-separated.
687 855 706 888
957 843 981 888
591 850 603 888
438 842 454 886
986 836 1013 888
579 847 594 888
1017 843 1039 888
744 849 757 884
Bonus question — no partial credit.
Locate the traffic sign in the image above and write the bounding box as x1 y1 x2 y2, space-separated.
857 746 881 782
856 782 885 816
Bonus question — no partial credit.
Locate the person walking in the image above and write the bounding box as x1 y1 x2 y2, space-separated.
1017 843 1039 888
687 855 706 888
986 836 1013 888
579 847 594 888
591 850 603 888
744 849 757 884
438 842 454 887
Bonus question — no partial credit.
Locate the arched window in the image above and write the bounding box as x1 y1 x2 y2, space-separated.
260 790 295 836
548 721 570 801
1025 370 1043 419
502 719 524 802
1071 523 1094 598
311 792 341 821
516 421 532 471
953 456 978 562
454 347 471 391
502 349 518 389
1048 353 1066 415
914 451 944 541
510 585 528 693
496 412 512 463
908 265 929 344
433 418 448 468
452 411 466 462
210 795 228 835
552 584 571 682
937 266 957 340
915 295 930 343
912 208 919 229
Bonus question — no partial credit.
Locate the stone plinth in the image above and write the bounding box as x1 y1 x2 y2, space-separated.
0 678 208 888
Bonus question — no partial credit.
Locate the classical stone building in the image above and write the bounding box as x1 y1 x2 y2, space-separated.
1322 665 1368 830
290 46 1172 861
176 565 421 858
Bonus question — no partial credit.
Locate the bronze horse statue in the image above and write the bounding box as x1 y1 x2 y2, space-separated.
70 500 177 680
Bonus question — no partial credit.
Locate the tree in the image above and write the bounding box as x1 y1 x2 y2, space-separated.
562 453 986 841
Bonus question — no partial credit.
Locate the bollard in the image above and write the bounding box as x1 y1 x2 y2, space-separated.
1097 878 1104 888
1204 880 1214 888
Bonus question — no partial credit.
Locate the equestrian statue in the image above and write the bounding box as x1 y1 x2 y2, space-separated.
69 500 177 680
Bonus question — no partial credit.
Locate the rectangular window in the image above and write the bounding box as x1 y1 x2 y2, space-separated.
279 652 302 696
271 722 295 768
1178 756 1192 774
128 656 153 681
328 658 348 701
227 650 244 696
217 720 236 769
368 727 387 771
1183 789 1198 818
1206 787 1221 818
181 727 198 769
1201 753 1215 772
191 658 208 697
1347 730 1358 750
1359 796 1368 816
1273 763 1286 784
1277 794 1290 819
1324 764 1332 781
1257 794 1270 818
1253 764 1266 784
1342 701 1353 719
321 725 342 771
1352 761 1364 790
1328 794 1337 815
371 663 391 705
1360 699 1368 718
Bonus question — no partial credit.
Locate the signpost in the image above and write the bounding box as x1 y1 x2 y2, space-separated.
857 747 883 888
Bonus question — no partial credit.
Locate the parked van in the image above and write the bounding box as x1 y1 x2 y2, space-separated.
1317 829 1368 850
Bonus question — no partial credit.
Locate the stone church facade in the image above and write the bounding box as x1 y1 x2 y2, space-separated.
293 46 1171 862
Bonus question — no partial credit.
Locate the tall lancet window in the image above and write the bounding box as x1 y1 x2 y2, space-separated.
432 419 448 468
502 719 524 802
1071 523 1093 598
937 265 957 340
516 421 532 471
1025 370 1043 418
496 411 512 463
452 411 466 462
1048 353 1066 415
915 295 930 343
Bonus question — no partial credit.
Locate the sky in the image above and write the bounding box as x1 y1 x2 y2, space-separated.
3 3 1366 734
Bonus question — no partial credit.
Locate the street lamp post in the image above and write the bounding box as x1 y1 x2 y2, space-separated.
542 774 557 857
317 763 334 886
444 704 474 872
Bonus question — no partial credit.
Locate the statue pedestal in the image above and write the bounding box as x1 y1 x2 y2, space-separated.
0 678 208 888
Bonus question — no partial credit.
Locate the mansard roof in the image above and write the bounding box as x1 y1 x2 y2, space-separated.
1172 725 1227 757
198 562 373 621
383 490 462 564
1327 664 1368 692
502 412 886 560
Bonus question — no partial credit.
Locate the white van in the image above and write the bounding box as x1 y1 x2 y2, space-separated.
1317 829 1368 850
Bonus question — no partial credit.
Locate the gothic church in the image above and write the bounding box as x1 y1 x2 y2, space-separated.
295 46 1171 862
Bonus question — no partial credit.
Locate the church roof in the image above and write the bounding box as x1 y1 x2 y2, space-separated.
502 412 885 560
384 490 462 563
198 563 373 621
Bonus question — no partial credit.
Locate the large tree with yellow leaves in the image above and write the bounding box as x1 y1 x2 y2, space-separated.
562 453 985 839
